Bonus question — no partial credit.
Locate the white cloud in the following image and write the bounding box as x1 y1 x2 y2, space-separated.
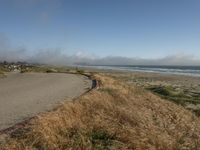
0 33 200 66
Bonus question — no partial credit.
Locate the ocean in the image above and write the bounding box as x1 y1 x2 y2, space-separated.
81 65 200 77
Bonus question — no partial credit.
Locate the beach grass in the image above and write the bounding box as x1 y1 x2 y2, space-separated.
0 66 10 75
0 68 6 77
1 73 200 150
147 86 200 104
20 66 72 74
146 86 200 117
108 73 200 117
0 70 4 75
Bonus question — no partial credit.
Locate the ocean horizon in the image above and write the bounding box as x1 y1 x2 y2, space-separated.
80 65 200 77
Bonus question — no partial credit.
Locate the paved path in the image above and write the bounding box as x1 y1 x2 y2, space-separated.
0 73 92 130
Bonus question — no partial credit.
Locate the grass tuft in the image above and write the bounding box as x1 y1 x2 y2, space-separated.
0 70 4 75
99 88 115 95
76 69 85 74
89 129 116 149
147 86 200 107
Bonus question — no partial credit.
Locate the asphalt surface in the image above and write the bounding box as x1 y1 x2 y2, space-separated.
0 72 92 130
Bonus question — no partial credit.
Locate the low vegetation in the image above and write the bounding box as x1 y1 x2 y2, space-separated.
109 73 200 117
20 66 72 74
20 66 55 73
76 68 85 74
0 72 4 77
147 86 200 117
0 66 10 75
147 86 200 104
0 70 4 75
0 68 7 77
1 73 200 150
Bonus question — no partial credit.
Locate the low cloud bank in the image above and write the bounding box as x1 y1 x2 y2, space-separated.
2 49 200 66
0 34 200 66
85 54 200 66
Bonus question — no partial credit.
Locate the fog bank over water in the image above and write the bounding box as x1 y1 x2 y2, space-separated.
2 50 200 66
78 54 200 66
0 34 200 66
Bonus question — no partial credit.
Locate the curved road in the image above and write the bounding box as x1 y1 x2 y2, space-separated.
0 73 92 130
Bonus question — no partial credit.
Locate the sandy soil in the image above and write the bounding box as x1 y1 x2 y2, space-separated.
0 72 92 130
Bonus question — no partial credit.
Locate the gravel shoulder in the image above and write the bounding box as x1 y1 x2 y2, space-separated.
0 72 92 130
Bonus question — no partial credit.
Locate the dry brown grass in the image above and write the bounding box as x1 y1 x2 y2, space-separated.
0 69 5 76
1 73 200 150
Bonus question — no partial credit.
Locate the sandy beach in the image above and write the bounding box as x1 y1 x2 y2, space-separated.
0 72 92 130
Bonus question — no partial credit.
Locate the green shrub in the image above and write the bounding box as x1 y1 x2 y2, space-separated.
147 86 172 96
99 88 115 96
76 69 85 74
89 129 116 149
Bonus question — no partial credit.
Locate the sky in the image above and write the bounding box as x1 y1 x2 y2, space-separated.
0 0 200 65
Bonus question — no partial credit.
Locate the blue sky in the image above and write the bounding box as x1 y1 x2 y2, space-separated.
0 0 200 59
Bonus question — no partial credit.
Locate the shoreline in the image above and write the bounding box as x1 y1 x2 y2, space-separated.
78 65 200 77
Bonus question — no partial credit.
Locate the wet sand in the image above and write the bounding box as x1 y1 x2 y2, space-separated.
0 73 92 130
